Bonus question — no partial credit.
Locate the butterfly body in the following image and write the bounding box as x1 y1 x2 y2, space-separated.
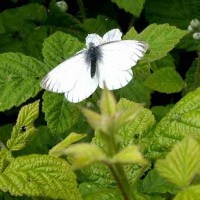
41 29 148 103
85 43 102 78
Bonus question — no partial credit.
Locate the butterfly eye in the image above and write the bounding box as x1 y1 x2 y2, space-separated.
21 125 27 132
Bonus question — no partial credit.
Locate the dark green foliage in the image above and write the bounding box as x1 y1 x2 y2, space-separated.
0 0 200 199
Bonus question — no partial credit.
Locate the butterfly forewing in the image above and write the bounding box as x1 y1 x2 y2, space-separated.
97 40 148 89
40 52 86 93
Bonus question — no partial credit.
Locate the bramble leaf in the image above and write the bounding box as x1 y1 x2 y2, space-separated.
145 67 185 93
136 24 187 62
7 101 39 151
156 137 200 187
174 185 200 200
0 3 47 33
146 87 200 159
0 154 81 200
49 132 87 156
42 31 84 69
117 98 155 148
42 92 80 135
65 143 107 169
111 0 145 17
145 0 200 29
111 145 146 165
0 53 46 111
81 15 118 35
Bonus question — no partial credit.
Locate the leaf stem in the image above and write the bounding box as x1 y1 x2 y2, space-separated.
76 0 86 21
109 164 135 200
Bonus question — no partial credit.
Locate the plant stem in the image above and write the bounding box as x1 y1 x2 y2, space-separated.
109 164 135 200
195 49 200 87
76 0 86 21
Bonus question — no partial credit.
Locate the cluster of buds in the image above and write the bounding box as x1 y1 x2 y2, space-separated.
188 19 200 40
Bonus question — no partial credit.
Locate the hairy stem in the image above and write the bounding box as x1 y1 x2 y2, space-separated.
109 164 135 200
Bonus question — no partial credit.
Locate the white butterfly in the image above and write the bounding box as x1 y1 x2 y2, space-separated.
41 29 148 103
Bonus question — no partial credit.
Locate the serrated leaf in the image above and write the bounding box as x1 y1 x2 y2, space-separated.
79 182 123 200
123 27 138 40
0 154 82 200
151 54 176 71
136 24 187 62
0 3 47 33
174 185 200 200
117 98 155 147
7 101 39 151
145 67 185 93
81 15 118 36
42 92 80 135
65 143 107 169
0 149 13 173
111 0 145 17
151 104 174 121
0 53 46 111
140 169 178 194
49 132 87 156
145 0 200 29
42 31 84 69
146 87 200 159
111 145 146 165
119 78 151 107
156 137 200 187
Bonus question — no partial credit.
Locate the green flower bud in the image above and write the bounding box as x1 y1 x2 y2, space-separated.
193 32 200 40
190 19 200 30
188 25 193 32
56 1 68 12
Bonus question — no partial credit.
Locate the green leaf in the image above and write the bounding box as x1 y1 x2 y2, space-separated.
136 24 187 63
42 92 80 135
0 149 13 173
79 182 123 200
140 169 178 194
146 87 200 159
65 143 107 169
100 88 116 116
151 104 174 121
49 132 87 156
7 101 39 151
156 137 200 187
174 185 200 200
184 60 200 93
117 98 156 147
0 154 82 200
123 27 138 40
111 0 145 17
81 15 118 36
42 31 84 69
145 0 200 29
145 67 185 93
0 3 47 33
0 53 46 111
119 78 151 107
150 54 176 72
111 145 146 165
80 107 103 131
22 26 48 60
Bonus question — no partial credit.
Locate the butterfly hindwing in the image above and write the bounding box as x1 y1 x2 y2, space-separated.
65 64 98 103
